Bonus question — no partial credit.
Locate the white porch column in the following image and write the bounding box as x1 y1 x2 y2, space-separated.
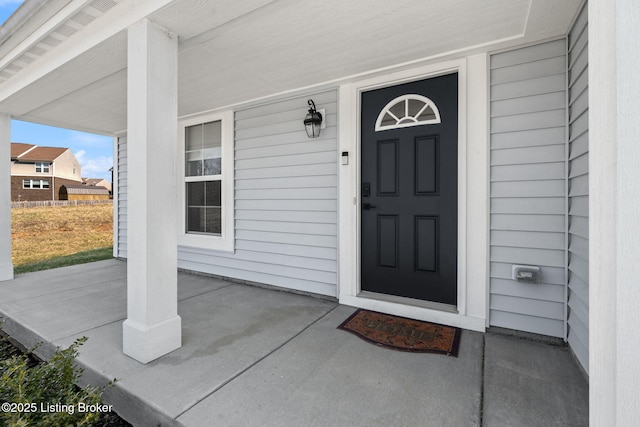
589 0 640 425
0 114 13 281
122 19 181 364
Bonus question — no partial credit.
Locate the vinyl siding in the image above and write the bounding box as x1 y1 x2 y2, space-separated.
116 136 127 259
177 90 338 297
489 39 567 338
567 3 589 373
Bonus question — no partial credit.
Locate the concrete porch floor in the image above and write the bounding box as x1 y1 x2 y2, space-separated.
0 260 588 426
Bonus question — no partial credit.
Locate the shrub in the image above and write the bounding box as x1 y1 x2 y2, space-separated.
0 335 112 427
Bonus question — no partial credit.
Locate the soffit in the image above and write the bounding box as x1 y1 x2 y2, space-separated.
0 0 125 84
0 0 582 135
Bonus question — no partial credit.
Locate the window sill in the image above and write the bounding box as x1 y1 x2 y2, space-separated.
178 233 235 253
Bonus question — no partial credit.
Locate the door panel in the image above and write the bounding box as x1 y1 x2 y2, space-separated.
378 140 398 195
377 215 399 268
415 216 438 272
361 73 458 305
415 136 438 195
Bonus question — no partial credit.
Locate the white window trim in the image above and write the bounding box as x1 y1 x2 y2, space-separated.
177 110 235 252
23 179 50 189
374 94 442 131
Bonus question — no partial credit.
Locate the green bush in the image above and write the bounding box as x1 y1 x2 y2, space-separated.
0 335 112 427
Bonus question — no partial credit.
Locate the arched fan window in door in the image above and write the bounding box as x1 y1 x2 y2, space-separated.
375 94 441 131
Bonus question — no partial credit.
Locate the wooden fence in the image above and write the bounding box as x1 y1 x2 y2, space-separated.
11 200 113 209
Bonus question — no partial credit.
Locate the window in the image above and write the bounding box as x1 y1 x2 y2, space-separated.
185 120 222 235
179 111 235 252
375 94 441 131
23 179 50 189
35 162 50 173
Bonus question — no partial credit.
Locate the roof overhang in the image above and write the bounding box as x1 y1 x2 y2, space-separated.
0 0 583 135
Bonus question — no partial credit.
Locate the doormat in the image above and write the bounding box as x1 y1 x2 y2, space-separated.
337 309 460 356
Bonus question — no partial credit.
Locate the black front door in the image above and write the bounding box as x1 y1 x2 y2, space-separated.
361 73 458 306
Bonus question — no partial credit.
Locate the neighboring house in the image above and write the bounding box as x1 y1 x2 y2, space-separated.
0 0 637 422
10 142 82 201
82 177 112 193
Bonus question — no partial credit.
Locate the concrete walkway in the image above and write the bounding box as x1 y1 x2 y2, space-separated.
0 260 588 426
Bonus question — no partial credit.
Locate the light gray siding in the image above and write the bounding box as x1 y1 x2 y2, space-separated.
116 136 127 259
489 39 567 338
567 3 589 373
178 90 338 297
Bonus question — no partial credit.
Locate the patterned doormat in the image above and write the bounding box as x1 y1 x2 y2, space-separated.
337 309 461 356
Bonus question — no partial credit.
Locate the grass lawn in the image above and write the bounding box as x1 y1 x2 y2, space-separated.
14 247 114 274
11 203 113 273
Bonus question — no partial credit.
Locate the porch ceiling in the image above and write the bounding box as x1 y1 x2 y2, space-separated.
0 0 582 135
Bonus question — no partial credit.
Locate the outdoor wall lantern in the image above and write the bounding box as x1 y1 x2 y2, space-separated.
304 99 323 138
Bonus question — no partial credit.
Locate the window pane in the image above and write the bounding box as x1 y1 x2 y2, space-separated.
407 98 424 116
187 182 205 206
186 120 222 177
205 207 221 234
375 95 441 132
186 180 222 235
202 121 221 149
380 113 396 127
42 180 50 189
187 207 205 233
203 147 221 159
186 125 202 151
186 161 201 177
389 101 405 119
204 158 221 176
417 106 436 121
205 180 221 207
186 151 203 177
187 151 203 161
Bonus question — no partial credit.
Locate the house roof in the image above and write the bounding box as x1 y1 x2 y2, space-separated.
10 142 35 159
0 0 583 136
82 178 107 186
62 185 109 195
15 145 68 162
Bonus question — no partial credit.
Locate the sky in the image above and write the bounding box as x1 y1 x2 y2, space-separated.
0 0 23 23
1 0 114 181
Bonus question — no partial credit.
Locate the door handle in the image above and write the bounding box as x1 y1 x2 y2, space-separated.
362 203 376 210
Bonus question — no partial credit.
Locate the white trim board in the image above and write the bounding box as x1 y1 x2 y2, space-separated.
337 56 489 332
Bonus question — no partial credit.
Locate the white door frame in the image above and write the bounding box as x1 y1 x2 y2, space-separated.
337 56 489 332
